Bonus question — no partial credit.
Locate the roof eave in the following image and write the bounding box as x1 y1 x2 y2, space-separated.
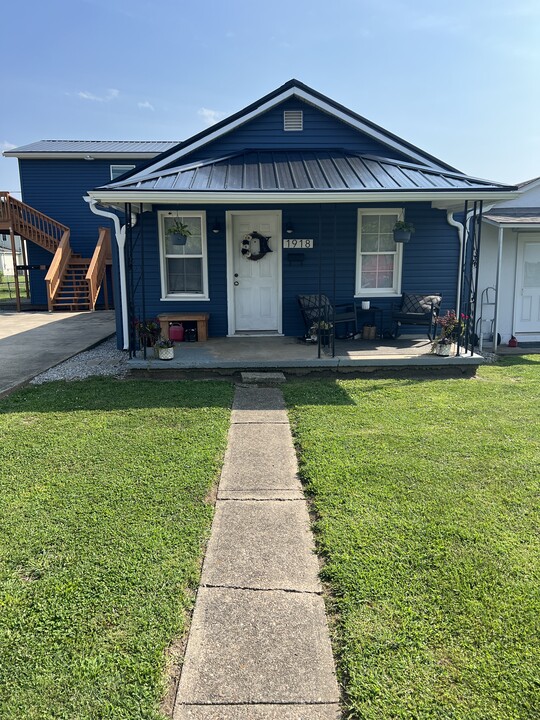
3 151 163 159
87 189 519 205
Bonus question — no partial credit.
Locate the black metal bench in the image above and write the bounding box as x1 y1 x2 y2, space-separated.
391 292 442 340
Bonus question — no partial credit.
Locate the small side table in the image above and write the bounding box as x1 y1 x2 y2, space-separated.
354 305 383 339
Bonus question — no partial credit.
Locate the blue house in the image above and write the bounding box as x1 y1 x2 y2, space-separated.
3 80 516 353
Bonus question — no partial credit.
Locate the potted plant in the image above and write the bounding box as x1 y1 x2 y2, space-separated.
155 336 175 360
165 219 192 246
133 317 161 348
393 221 415 243
433 310 468 356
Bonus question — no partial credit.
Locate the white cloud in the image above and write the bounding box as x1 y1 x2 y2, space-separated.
138 100 155 111
78 88 119 102
198 107 226 126
1 141 16 151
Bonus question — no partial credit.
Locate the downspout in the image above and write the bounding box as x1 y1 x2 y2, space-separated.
446 204 495 312
492 225 504 352
446 209 469 311
84 197 135 350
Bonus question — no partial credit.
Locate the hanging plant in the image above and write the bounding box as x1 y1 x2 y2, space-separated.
166 219 192 246
393 221 415 243
241 231 273 261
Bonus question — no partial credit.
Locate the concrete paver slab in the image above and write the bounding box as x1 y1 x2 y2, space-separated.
0 311 115 396
219 423 301 492
241 371 287 383
232 386 289 424
177 587 339 705
217 489 306 500
174 704 342 719
201 500 321 592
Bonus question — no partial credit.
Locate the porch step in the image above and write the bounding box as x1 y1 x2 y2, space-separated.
241 372 287 384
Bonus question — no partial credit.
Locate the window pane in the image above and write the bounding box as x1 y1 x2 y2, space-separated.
361 233 378 252
379 214 398 233
377 271 393 288
166 258 203 293
378 255 395 271
361 216 379 233
379 234 397 252
361 271 377 288
362 255 378 271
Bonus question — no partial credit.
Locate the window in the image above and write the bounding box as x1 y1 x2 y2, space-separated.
355 209 403 296
159 212 208 300
110 164 136 181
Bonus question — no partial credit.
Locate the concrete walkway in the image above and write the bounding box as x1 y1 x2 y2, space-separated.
0 310 116 396
173 386 341 719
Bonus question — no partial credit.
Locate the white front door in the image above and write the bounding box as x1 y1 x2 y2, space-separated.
514 234 540 333
229 211 281 333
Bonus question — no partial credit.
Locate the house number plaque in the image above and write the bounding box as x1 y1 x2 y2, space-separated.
282 238 314 249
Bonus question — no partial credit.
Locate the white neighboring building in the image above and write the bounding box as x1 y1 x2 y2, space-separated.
0 233 23 275
479 177 540 348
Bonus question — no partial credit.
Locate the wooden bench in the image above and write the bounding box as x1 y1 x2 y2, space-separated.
157 312 210 342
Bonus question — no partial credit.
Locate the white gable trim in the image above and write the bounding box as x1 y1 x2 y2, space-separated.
125 86 448 182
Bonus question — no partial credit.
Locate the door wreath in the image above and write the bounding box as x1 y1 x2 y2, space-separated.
241 231 273 261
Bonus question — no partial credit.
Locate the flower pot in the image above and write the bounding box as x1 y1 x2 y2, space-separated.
393 229 411 243
168 232 188 246
435 342 452 356
157 346 174 361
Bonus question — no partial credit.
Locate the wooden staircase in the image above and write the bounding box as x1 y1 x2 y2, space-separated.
0 192 111 311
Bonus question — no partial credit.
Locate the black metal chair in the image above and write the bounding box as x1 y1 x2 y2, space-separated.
391 292 442 340
297 294 356 345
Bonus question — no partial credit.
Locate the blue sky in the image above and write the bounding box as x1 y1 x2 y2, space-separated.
1 0 539 194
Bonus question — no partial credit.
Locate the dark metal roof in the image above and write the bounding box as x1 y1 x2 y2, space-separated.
5 140 179 154
100 149 513 193
485 207 540 224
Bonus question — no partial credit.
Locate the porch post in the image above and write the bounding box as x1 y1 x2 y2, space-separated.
9 227 21 312
492 225 504 352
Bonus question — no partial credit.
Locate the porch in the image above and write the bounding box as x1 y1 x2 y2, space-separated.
128 335 484 372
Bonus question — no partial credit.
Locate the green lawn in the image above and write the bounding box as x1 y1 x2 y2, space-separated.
284 358 540 720
0 276 29 301
0 378 232 720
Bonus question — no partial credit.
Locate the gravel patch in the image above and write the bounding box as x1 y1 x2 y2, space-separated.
31 337 128 384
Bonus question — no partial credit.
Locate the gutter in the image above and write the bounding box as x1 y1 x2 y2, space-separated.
87 189 518 205
84 197 134 350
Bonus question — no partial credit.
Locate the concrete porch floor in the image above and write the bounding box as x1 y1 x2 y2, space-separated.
129 335 484 372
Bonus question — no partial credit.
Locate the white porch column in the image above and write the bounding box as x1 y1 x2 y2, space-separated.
492 225 504 353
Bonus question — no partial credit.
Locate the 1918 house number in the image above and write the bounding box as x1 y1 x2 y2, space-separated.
282 238 314 249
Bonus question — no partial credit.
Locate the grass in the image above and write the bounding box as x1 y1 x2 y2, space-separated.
284 358 540 720
0 378 233 720
0 275 29 301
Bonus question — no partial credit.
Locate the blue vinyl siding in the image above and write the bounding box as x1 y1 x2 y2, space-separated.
19 158 144 305
124 202 458 345
168 99 416 168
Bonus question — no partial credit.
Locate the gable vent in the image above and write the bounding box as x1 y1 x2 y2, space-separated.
284 110 303 131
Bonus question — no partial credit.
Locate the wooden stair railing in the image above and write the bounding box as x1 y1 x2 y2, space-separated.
45 231 72 312
86 227 111 310
0 192 69 253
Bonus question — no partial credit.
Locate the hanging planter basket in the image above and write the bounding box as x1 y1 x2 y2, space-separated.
393 229 412 243
393 221 415 244
168 232 188 246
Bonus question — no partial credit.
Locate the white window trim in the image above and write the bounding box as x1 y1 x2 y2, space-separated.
158 210 209 301
355 208 404 298
110 164 136 181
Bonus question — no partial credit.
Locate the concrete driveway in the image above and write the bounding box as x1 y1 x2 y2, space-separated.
0 311 116 397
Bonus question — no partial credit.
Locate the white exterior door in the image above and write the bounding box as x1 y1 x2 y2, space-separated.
229 212 281 333
514 234 540 333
